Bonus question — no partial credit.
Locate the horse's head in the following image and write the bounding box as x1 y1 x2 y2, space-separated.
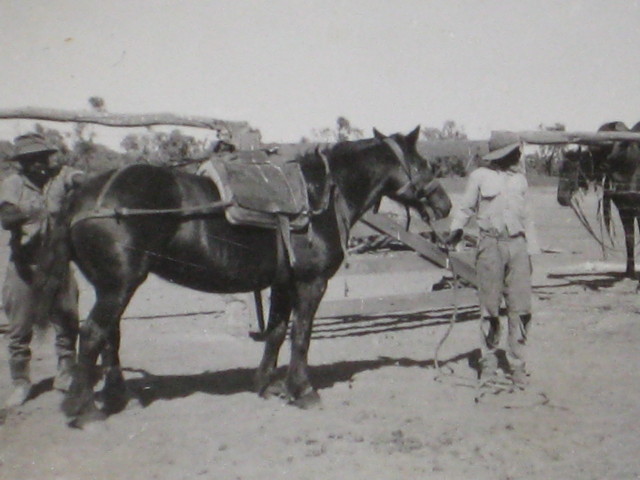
557 147 594 206
373 126 452 222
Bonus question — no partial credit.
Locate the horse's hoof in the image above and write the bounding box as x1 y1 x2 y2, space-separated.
258 379 287 399
101 389 128 414
101 369 128 414
249 330 267 342
67 408 108 429
289 389 322 410
61 391 98 419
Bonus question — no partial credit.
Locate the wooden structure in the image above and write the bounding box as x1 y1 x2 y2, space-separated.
315 211 479 320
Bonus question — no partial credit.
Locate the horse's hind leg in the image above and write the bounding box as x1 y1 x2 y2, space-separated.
285 277 327 408
100 325 127 414
63 289 133 425
255 284 292 397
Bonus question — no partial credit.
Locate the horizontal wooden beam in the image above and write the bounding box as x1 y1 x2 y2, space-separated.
0 107 250 135
500 130 640 145
317 287 478 318
358 212 477 287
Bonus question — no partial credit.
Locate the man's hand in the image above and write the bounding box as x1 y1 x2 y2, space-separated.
445 229 464 249
0 204 28 231
67 172 87 190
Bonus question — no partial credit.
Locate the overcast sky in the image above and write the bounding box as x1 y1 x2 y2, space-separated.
1 0 640 147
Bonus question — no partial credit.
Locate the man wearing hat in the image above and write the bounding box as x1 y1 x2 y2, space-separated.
446 132 539 390
0 133 84 407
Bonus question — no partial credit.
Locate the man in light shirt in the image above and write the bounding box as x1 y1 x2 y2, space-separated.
446 133 538 389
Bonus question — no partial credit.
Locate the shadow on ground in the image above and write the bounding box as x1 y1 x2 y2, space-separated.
112 349 479 408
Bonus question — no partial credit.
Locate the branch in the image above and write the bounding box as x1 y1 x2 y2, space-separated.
0 107 251 136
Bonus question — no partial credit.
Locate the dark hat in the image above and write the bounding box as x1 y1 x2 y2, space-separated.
10 133 58 161
483 131 521 161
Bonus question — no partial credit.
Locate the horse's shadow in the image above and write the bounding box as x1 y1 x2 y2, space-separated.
28 306 483 412
94 348 479 410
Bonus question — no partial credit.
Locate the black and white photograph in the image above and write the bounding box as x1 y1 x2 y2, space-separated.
0 1 639 479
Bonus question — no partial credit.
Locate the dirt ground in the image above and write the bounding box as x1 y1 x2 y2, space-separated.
0 183 639 480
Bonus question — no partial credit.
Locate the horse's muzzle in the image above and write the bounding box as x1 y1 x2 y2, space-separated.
421 181 452 221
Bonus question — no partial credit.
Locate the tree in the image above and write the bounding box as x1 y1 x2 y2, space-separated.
88 96 106 112
309 116 364 142
536 122 566 175
421 120 467 140
121 129 210 166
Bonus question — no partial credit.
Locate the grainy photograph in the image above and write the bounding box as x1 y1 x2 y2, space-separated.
0 1 639 479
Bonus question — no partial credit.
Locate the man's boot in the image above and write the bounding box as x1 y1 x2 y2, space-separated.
53 356 75 392
509 363 529 390
6 359 32 408
479 352 499 383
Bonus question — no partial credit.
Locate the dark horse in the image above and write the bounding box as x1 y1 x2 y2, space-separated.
37 127 451 424
558 121 640 278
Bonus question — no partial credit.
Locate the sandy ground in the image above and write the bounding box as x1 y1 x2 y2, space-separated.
0 184 639 480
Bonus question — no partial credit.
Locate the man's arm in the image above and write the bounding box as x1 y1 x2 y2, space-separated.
445 170 482 247
449 169 482 232
0 175 28 230
0 203 28 230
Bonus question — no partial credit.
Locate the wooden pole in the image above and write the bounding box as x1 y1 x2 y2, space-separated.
498 130 640 145
0 107 251 136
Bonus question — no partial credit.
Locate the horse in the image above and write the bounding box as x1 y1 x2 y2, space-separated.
36 126 452 425
557 121 640 278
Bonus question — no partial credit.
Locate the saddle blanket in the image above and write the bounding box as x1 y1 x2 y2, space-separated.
198 150 310 230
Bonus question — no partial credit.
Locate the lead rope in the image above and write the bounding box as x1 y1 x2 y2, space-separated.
425 227 464 379
433 246 459 376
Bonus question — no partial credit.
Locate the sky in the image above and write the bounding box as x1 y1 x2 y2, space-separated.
1 0 640 149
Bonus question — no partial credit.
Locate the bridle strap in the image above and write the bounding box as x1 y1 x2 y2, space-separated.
382 136 440 198
382 137 416 197
382 137 412 180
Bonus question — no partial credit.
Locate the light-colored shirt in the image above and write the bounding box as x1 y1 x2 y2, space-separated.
449 166 540 254
0 166 83 243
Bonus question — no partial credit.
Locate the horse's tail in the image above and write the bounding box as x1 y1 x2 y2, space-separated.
32 198 74 330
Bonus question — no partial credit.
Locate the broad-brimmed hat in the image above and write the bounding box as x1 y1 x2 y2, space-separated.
10 133 58 161
483 131 521 161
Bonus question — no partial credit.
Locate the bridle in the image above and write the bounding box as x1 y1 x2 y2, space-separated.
381 137 442 199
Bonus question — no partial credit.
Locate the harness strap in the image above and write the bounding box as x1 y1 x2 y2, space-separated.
94 165 137 212
70 201 230 228
332 186 351 258
309 146 334 216
277 214 296 267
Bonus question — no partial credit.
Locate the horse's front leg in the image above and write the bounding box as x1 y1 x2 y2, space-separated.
285 277 327 408
255 284 292 397
619 209 636 278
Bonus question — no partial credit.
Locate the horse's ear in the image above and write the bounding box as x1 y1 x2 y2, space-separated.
406 125 421 146
373 128 386 140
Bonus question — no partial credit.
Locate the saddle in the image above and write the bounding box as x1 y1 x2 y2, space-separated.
198 150 310 231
